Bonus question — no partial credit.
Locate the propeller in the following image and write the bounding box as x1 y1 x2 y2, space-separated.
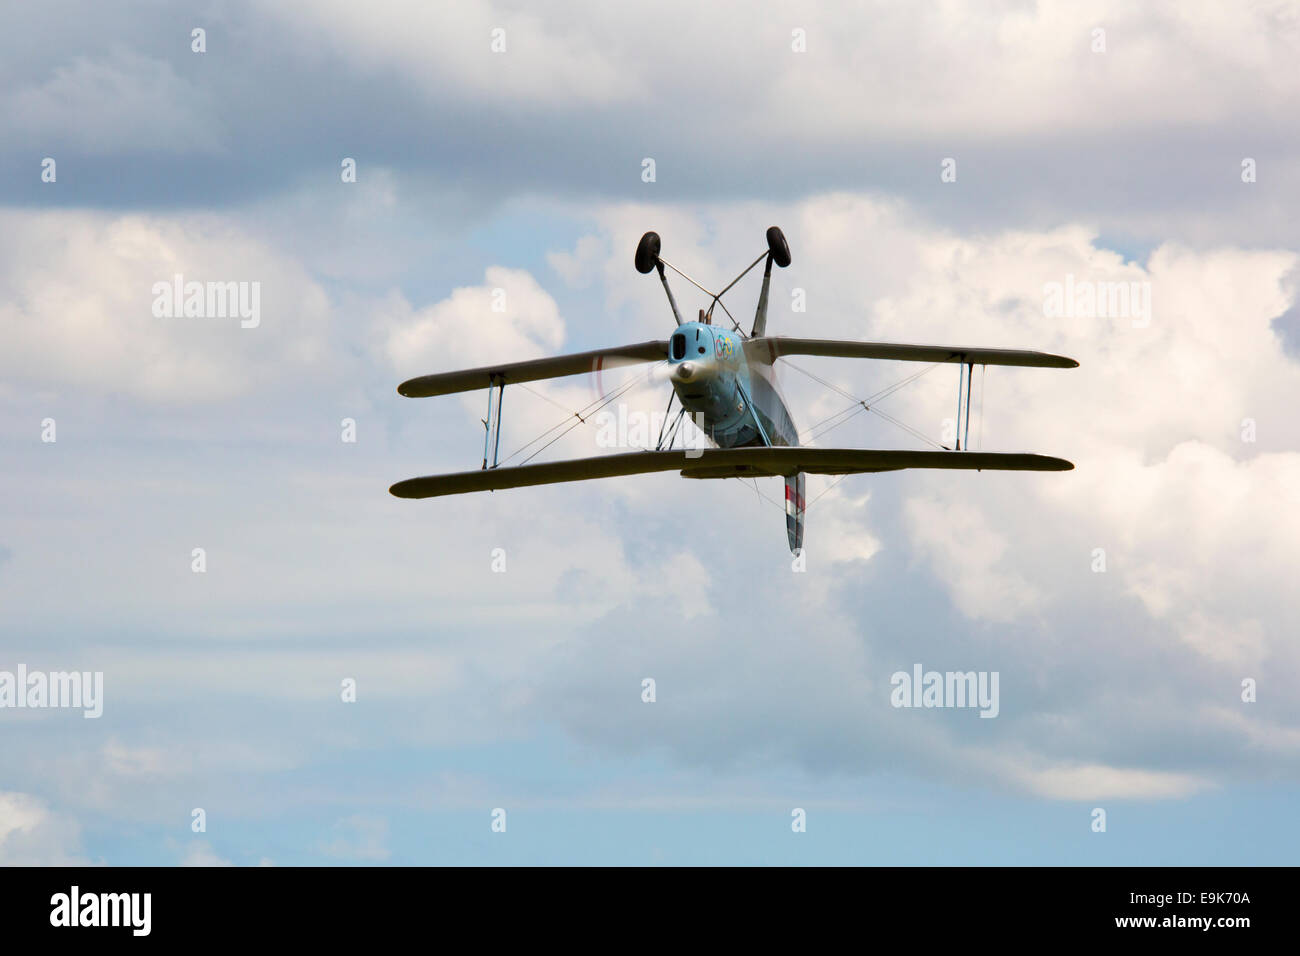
588 351 673 405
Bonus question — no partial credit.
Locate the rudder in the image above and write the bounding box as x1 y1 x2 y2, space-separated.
784 472 805 554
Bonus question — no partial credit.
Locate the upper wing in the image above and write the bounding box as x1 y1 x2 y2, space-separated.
745 336 1078 369
397 340 669 398
390 447 1073 498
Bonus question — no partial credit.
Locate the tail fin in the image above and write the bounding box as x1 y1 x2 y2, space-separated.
784 472 805 553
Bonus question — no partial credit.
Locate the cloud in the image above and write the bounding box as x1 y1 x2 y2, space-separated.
0 209 334 402
255 0 640 109
318 815 390 861
2 0 1298 867
378 266 565 380
904 494 1043 622
5 193 1298 810
259 0 1298 136
2 50 223 155
2 1 1294 250
2 61 1299 829
179 841 234 867
516 194 1300 798
0 791 90 865
1010 762 1209 801
547 235 608 290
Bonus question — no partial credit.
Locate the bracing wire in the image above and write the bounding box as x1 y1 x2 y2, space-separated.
515 374 649 467
496 363 666 467
782 360 947 450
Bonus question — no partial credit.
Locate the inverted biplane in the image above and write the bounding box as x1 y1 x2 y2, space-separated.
390 228 1077 552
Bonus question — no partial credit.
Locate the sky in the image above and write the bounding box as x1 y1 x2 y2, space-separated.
2 0 1299 865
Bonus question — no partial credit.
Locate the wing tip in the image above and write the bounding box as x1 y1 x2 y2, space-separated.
389 479 423 498
1038 352 1078 368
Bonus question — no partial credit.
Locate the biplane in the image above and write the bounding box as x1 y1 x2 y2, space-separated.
390 228 1077 553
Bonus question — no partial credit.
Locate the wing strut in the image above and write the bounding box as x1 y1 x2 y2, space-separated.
481 375 504 469
954 361 980 451
963 363 975 451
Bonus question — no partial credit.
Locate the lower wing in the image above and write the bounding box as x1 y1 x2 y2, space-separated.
390 447 1073 498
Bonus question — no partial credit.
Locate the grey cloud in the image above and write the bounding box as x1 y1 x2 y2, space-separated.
1 1 1297 248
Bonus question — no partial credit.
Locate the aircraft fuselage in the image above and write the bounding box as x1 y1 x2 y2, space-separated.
666 321 798 449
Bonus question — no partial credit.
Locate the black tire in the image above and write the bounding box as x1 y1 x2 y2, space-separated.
635 231 661 274
766 226 792 268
